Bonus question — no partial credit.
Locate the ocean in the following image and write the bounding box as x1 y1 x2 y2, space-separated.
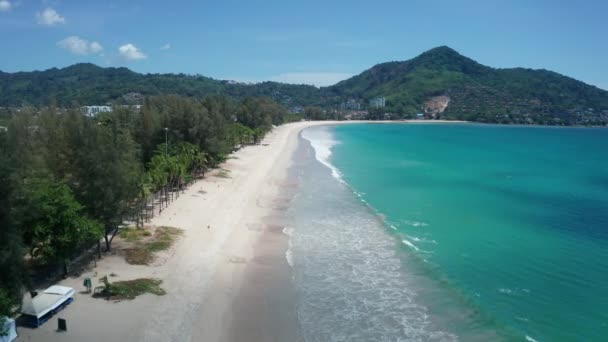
287 123 608 341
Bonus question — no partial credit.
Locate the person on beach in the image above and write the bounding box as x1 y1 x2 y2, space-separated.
83 277 92 293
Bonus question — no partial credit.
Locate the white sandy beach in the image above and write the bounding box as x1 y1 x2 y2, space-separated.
17 120 325 342
16 119 464 342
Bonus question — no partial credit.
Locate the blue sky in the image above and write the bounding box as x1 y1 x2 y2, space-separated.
0 0 607 89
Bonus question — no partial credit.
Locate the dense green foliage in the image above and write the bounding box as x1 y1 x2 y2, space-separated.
15 180 102 272
0 132 26 324
0 63 323 108
0 94 289 312
2 47 607 124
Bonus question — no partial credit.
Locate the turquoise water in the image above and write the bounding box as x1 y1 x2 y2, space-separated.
310 123 608 341
290 130 459 341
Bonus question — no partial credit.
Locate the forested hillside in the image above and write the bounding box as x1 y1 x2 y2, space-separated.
0 63 323 108
2 46 608 124
327 46 608 124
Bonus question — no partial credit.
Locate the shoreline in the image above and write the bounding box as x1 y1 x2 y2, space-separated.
16 119 469 342
17 121 330 342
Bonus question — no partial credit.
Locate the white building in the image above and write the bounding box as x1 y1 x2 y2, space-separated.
370 97 386 109
119 105 143 112
81 106 112 117
341 99 362 111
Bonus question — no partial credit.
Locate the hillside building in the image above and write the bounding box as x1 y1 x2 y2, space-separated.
369 97 386 109
81 106 112 117
341 99 362 111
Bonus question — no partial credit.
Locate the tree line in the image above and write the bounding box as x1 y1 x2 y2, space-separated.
0 94 292 323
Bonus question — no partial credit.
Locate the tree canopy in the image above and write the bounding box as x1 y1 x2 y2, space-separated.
0 94 290 309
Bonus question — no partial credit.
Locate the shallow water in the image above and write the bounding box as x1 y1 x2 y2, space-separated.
289 123 608 342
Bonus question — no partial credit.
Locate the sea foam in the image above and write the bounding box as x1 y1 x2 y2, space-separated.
282 227 295 267
525 335 539 342
402 219 429 228
290 129 457 341
301 126 344 182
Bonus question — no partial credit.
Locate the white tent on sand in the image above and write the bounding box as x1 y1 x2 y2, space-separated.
21 285 75 327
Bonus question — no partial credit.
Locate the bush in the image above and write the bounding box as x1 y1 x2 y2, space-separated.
94 277 166 300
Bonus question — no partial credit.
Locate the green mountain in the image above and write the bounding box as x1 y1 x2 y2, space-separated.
0 63 218 106
1 46 607 125
327 46 608 124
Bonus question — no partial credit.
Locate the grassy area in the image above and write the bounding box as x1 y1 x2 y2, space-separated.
120 226 182 265
94 277 166 300
121 228 152 242
124 247 154 265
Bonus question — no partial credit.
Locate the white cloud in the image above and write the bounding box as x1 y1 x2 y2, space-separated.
118 43 147 61
37 8 65 26
269 72 353 87
0 0 11 12
161 43 170 50
90 41 103 54
57 36 103 55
